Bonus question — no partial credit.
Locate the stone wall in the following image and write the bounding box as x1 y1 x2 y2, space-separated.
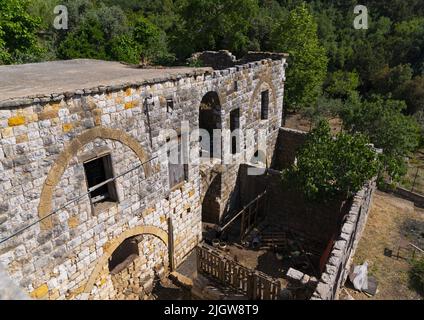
0 52 288 299
311 180 376 300
239 166 349 251
272 127 307 171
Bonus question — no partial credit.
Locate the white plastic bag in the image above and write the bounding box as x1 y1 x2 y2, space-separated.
349 262 369 291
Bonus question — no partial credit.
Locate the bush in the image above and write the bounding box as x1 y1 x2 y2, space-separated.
409 257 424 296
282 120 379 202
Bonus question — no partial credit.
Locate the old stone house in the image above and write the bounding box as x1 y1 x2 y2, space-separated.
0 51 289 299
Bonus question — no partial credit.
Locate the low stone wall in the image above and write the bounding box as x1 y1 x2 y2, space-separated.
190 50 288 71
387 186 424 209
311 180 376 300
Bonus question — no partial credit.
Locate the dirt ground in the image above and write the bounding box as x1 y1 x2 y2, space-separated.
343 191 424 300
284 113 342 134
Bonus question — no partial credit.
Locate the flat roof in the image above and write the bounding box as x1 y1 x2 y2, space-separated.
0 59 211 103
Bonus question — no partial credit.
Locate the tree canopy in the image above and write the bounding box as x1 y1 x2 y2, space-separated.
272 3 328 110
282 120 379 202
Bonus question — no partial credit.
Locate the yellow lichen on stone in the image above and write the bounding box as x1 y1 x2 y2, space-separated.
99 277 107 287
188 189 195 198
115 97 124 104
16 134 29 144
50 103 61 111
124 102 134 109
160 216 167 224
1 127 14 138
8 116 26 127
38 109 58 121
63 123 73 133
49 289 60 300
68 216 79 228
125 88 132 96
142 207 155 217
30 284 49 299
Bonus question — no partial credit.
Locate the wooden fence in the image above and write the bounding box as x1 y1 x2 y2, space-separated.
196 243 281 300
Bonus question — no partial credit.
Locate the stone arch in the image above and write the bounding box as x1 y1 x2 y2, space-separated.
83 225 168 295
38 127 152 229
247 74 278 122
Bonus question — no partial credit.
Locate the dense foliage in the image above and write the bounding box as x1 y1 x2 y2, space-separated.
341 96 421 182
1 0 423 193
410 257 424 296
282 120 379 202
272 3 328 110
0 0 43 63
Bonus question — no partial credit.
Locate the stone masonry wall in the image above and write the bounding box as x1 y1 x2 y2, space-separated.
0 53 288 299
312 180 376 300
272 127 307 171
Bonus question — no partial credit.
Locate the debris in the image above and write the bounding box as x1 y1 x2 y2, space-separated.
349 261 369 291
362 276 378 297
251 235 261 248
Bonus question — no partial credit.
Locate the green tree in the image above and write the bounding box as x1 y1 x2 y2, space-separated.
170 0 259 60
282 120 379 202
409 257 424 296
272 2 328 111
0 0 43 64
58 16 108 60
57 3 130 61
325 70 360 100
341 95 421 182
370 64 413 97
132 16 174 65
401 76 424 115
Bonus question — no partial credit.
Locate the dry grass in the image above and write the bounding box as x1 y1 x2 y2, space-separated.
401 149 424 196
344 191 424 300
284 113 342 134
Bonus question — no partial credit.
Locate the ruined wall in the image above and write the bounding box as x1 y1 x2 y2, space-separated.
239 166 349 250
311 181 376 300
0 52 288 299
272 127 307 171
99 235 168 300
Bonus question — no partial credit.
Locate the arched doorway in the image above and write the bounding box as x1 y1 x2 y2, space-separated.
199 92 222 159
82 225 169 300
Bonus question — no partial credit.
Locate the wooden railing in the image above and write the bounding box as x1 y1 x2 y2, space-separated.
219 191 267 242
196 243 281 300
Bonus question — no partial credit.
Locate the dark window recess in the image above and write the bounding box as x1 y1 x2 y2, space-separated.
261 90 269 120
83 155 118 204
169 136 188 188
108 237 139 274
166 98 174 114
230 108 240 155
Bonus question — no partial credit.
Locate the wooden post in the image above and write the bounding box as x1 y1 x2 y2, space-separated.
247 272 257 300
168 217 175 272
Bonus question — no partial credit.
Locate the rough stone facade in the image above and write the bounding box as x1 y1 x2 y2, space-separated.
0 51 288 300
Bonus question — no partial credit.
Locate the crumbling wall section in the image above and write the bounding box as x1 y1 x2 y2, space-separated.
272 128 307 171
